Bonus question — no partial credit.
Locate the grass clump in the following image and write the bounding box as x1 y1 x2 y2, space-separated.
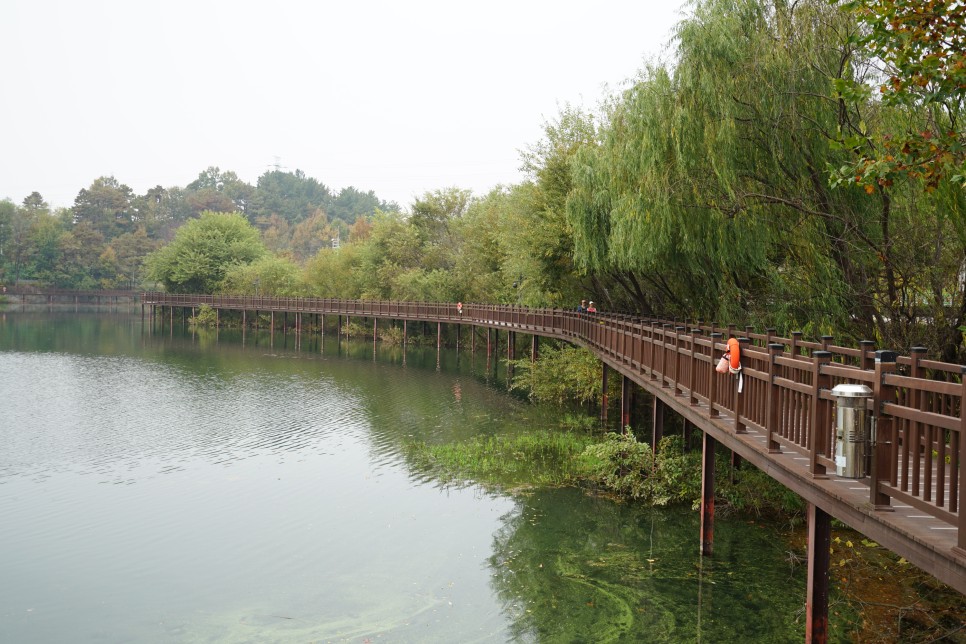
405 429 597 490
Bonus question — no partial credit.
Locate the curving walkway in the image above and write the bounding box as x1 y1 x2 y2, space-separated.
141 293 965 597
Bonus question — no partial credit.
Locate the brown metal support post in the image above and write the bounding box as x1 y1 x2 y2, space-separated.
652 396 664 457
871 350 898 509
708 333 723 418
531 334 538 363
700 432 716 556
808 351 832 478
766 343 783 453
805 503 831 644
621 376 634 432
437 321 442 350
601 363 609 426
487 328 492 356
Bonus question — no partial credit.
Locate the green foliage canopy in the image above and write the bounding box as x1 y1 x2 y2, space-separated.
145 211 266 293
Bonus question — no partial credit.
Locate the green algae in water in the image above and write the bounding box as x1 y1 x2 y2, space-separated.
489 487 817 643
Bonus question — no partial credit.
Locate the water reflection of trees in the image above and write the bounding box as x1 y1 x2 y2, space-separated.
488 487 809 643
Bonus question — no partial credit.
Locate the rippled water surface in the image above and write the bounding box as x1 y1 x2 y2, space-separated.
0 311 811 642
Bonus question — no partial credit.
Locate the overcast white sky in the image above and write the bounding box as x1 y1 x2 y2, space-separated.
1 0 686 211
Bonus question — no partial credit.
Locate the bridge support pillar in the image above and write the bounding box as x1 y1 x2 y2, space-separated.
806 503 831 644
700 432 716 556
652 396 664 456
601 363 609 426
531 335 538 362
620 375 634 431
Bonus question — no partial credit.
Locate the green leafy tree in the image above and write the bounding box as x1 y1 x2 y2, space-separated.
0 200 13 281
248 169 331 227
71 176 135 239
327 186 398 223
183 167 255 219
144 211 266 293
107 227 160 288
54 222 105 288
222 255 305 296
27 215 66 285
837 0 966 193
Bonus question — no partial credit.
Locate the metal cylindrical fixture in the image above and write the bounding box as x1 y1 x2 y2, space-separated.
832 384 873 478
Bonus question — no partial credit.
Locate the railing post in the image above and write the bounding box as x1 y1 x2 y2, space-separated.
734 337 751 433
872 350 898 510
956 373 965 555
809 350 832 478
648 322 658 381
791 331 803 358
674 326 686 396
909 347 927 497
661 324 673 388
709 333 723 419
689 328 700 407
766 343 783 453
859 340 876 370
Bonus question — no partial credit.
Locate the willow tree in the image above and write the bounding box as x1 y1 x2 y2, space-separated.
503 106 599 309
567 0 957 351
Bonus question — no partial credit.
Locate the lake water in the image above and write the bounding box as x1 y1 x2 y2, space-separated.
0 310 812 642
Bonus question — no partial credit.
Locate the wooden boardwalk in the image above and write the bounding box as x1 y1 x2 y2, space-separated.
141 293 964 598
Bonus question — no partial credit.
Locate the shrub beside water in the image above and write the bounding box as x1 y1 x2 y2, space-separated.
405 429 597 489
